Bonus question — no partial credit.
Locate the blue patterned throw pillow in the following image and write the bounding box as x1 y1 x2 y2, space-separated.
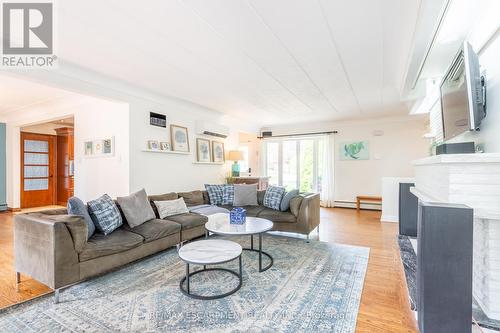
204 184 224 205
87 194 123 235
222 184 234 205
263 185 286 211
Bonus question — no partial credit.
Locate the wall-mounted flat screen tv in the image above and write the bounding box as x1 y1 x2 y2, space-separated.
440 41 486 141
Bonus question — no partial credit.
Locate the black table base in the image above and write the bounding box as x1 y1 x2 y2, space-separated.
205 232 274 273
179 256 242 300
244 234 273 272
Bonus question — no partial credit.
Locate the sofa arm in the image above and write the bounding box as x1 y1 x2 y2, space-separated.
296 193 320 234
14 213 81 289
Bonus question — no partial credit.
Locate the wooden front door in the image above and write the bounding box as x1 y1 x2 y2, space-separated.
21 132 56 208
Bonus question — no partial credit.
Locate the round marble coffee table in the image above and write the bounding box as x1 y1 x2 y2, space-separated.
205 213 274 272
178 239 242 300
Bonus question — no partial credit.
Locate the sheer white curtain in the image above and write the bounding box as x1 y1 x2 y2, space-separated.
320 134 335 207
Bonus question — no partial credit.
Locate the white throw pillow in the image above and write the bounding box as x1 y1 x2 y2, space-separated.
154 198 189 219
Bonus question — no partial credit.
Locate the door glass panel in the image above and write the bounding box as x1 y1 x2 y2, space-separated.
300 140 314 192
24 153 49 165
24 140 49 153
282 141 297 191
24 178 49 191
266 142 280 186
24 166 49 178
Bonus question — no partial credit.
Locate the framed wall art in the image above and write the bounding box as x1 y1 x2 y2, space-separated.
196 138 211 162
170 124 190 152
212 141 225 163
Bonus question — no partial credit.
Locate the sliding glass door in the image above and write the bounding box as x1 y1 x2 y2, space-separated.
263 137 324 192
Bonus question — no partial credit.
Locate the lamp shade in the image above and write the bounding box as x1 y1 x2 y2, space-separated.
228 150 244 161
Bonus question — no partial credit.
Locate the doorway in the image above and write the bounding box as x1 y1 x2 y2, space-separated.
20 118 74 209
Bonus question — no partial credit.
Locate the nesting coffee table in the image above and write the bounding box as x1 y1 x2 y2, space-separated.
205 213 274 272
178 239 242 300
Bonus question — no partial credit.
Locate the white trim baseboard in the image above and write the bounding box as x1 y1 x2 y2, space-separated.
380 214 399 223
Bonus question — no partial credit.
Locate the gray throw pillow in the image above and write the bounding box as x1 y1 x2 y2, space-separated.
117 189 156 228
67 196 95 239
87 194 123 235
233 184 258 206
280 189 300 211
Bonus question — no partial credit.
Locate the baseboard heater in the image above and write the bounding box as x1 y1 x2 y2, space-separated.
334 200 382 211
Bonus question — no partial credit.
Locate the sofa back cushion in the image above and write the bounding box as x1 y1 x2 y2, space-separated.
233 184 258 206
148 192 178 218
154 198 189 219
67 196 95 239
289 196 303 217
263 185 286 211
257 190 266 205
117 189 156 228
202 191 210 204
178 190 205 206
87 194 123 235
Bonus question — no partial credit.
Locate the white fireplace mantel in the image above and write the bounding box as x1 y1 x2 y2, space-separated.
412 152 500 320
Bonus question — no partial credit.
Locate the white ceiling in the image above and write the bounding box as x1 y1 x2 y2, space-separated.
0 75 77 117
3 0 422 126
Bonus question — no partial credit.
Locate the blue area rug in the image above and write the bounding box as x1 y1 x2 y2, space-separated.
0 235 369 332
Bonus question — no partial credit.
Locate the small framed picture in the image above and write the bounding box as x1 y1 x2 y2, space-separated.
196 138 211 162
103 139 113 154
160 142 170 151
85 141 93 155
212 141 225 163
170 124 190 152
148 140 160 150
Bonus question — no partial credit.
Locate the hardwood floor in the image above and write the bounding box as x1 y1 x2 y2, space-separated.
319 208 418 332
0 207 418 332
0 211 51 308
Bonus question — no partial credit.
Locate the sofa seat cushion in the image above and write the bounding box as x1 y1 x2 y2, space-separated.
124 219 180 243
165 213 208 230
79 229 144 262
257 208 297 223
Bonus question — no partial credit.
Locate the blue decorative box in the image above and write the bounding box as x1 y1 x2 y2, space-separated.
230 207 246 224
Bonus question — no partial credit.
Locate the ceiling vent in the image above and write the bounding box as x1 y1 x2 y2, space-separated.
195 120 229 139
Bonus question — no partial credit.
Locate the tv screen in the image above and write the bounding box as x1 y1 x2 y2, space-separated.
440 42 485 141
440 54 469 140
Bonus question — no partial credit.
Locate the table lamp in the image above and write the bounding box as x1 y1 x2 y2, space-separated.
228 150 244 177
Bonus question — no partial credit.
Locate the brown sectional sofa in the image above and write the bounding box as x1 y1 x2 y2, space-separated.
14 190 320 301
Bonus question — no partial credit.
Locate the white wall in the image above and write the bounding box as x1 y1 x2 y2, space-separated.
128 98 243 194
265 116 429 203
4 95 130 207
74 99 130 201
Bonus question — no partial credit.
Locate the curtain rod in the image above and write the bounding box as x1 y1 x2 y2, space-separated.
258 130 338 139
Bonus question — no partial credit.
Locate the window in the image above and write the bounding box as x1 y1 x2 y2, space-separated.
266 142 280 186
238 145 249 173
263 137 324 192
